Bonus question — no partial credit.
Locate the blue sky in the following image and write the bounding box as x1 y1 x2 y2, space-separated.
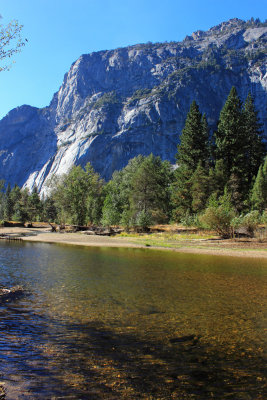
0 0 266 119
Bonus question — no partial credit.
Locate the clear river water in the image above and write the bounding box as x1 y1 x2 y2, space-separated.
0 241 266 399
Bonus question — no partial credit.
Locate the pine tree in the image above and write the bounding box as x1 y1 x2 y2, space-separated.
191 162 211 213
176 100 209 171
201 113 210 164
28 186 42 221
208 159 227 200
129 154 172 227
226 173 244 212
171 166 193 221
0 180 5 219
250 165 266 211
173 101 210 221
242 92 265 184
215 87 245 178
3 183 12 220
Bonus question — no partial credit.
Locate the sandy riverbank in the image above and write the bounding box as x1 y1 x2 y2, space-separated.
0 226 267 259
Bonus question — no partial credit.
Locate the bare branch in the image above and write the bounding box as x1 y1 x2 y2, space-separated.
0 19 26 72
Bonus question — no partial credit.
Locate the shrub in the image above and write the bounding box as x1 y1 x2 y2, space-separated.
200 205 235 238
180 212 200 227
239 210 261 237
261 211 267 226
200 191 236 238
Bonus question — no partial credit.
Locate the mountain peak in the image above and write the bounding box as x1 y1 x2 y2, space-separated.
0 18 266 194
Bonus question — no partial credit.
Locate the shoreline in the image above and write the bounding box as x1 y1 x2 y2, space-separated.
0 226 267 259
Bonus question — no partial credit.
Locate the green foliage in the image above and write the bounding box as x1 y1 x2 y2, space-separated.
42 197 57 222
170 166 192 221
3 183 12 220
0 87 265 232
130 88 151 102
12 188 30 223
208 160 227 199
239 210 261 237
135 209 153 230
242 93 265 183
93 91 119 110
101 156 144 227
176 100 209 171
172 101 211 222
200 191 236 238
28 186 42 221
129 154 172 227
51 163 104 225
101 155 172 230
180 212 200 227
191 162 211 213
215 87 245 178
0 18 26 72
250 159 267 212
261 211 267 226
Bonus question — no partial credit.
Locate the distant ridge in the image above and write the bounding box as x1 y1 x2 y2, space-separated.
0 18 266 194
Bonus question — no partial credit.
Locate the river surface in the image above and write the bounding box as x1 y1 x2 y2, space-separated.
0 241 266 399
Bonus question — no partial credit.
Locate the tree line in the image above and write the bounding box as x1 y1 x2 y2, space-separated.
0 87 266 237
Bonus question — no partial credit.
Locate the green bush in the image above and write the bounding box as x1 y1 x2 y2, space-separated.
239 210 261 237
180 212 200 227
200 205 235 238
261 211 267 226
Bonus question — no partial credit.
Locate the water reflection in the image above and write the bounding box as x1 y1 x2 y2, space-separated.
0 241 266 399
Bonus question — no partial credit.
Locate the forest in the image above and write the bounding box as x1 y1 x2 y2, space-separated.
0 87 266 238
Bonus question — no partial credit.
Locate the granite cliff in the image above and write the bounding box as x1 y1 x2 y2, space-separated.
0 18 266 194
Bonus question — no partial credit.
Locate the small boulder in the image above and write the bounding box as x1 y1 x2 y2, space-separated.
0 286 24 302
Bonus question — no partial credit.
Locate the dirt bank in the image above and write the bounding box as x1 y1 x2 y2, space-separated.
0 226 267 259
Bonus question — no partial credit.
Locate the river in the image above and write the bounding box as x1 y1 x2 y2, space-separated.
0 241 266 399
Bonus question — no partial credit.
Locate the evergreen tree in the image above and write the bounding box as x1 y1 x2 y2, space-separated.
42 197 57 222
28 186 42 221
9 184 22 220
0 180 5 219
171 166 193 221
226 173 244 212
242 92 265 184
214 87 245 178
176 100 209 171
101 156 145 227
263 156 267 181
13 188 30 223
250 158 267 212
191 162 211 213
172 101 210 221
129 154 172 227
208 159 227 200
102 155 173 229
51 163 103 225
201 113 211 164
4 183 13 220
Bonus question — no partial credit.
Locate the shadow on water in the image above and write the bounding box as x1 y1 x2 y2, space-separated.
0 300 266 399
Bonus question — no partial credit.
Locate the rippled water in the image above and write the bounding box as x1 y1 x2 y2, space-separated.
0 241 266 399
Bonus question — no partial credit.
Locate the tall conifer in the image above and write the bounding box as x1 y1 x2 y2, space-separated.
242 92 265 183
250 165 266 211
214 86 245 178
176 100 209 170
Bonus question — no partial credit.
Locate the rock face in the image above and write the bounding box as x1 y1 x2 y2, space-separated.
0 18 266 194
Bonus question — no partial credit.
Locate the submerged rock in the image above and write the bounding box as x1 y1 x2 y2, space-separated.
0 286 24 302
